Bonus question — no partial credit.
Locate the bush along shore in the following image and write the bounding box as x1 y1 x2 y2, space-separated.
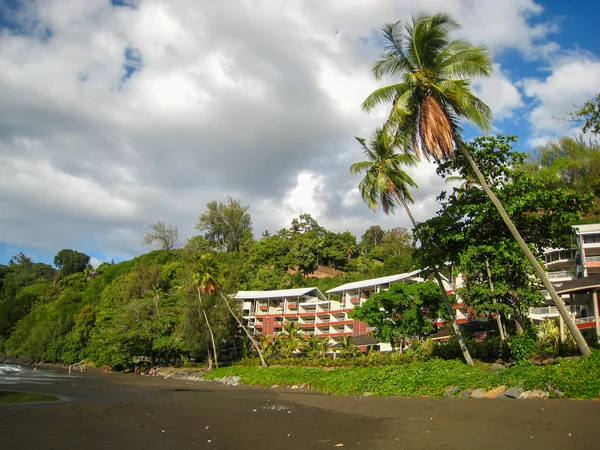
199 351 600 400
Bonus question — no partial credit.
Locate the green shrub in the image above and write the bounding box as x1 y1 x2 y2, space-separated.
508 328 538 361
206 350 600 399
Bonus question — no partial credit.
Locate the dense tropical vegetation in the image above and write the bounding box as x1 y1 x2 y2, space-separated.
1 12 599 390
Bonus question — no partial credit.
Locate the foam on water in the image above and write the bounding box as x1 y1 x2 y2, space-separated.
0 364 23 375
0 364 72 384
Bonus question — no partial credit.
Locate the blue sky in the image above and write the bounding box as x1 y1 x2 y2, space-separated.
1 0 599 268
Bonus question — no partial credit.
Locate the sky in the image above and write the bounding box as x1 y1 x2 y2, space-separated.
1 0 599 268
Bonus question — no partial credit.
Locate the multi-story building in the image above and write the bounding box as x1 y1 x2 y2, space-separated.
234 269 478 351
575 223 600 277
235 270 425 347
237 286 359 340
531 223 600 341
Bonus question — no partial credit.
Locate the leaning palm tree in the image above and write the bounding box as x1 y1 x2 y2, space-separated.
219 292 268 367
350 128 474 366
192 253 225 368
362 12 590 356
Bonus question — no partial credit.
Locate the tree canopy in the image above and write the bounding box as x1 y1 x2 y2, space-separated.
196 197 253 252
142 221 181 250
54 249 91 277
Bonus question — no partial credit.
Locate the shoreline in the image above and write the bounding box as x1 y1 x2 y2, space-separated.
2 369 599 450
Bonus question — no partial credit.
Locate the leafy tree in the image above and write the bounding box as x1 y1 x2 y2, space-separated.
350 127 473 365
523 136 600 216
362 12 591 356
247 234 291 271
290 233 319 277
567 93 600 135
290 213 325 235
350 281 442 352
196 197 253 252
360 225 385 254
94 262 111 275
142 221 181 250
54 249 91 276
457 245 535 337
416 135 592 334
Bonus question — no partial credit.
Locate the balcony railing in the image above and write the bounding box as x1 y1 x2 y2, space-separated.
547 271 575 281
575 316 595 324
529 306 559 316
585 256 600 263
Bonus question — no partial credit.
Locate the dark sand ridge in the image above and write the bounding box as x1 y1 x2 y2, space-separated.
1 371 599 450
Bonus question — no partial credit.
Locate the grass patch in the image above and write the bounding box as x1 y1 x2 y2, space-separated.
0 390 60 404
203 350 600 399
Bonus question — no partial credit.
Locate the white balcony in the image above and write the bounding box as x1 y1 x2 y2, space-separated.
575 316 595 324
547 270 575 281
529 306 560 321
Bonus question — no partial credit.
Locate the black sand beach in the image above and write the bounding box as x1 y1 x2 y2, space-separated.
1 370 599 450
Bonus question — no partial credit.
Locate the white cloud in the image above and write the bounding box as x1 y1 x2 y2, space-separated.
519 55 600 142
0 0 592 262
474 64 524 121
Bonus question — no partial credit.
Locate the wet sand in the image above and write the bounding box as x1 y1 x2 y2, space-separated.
1 371 599 449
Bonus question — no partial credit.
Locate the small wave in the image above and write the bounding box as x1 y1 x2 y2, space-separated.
0 364 23 375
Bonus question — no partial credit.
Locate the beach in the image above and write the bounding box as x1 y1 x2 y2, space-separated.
1 365 599 450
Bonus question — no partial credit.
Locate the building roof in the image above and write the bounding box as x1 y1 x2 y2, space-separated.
234 287 326 301
326 270 422 294
555 275 600 295
573 223 600 234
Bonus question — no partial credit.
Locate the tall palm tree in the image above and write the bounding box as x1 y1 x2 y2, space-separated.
362 12 590 356
192 253 225 368
350 128 474 365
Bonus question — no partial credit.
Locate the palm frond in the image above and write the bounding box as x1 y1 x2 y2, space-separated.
361 83 407 112
437 44 492 78
362 12 494 157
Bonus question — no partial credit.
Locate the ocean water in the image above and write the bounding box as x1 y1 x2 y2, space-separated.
0 364 73 384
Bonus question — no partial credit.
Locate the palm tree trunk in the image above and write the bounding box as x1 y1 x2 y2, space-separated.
484 258 506 341
397 195 474 366
197 287 219 368
457 141 591 356
220 292 268 367
206 349 213 370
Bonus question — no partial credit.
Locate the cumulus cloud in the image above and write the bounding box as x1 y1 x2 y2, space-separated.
0 0 583 262
474 64 524 121
519 54 600 143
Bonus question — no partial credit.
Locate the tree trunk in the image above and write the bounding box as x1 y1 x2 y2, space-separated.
433 269 474 366
457 141 591 356
206 349 213 370
220 292 268 367
198 288 219 368
398 195 475 366
484 258 506 341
